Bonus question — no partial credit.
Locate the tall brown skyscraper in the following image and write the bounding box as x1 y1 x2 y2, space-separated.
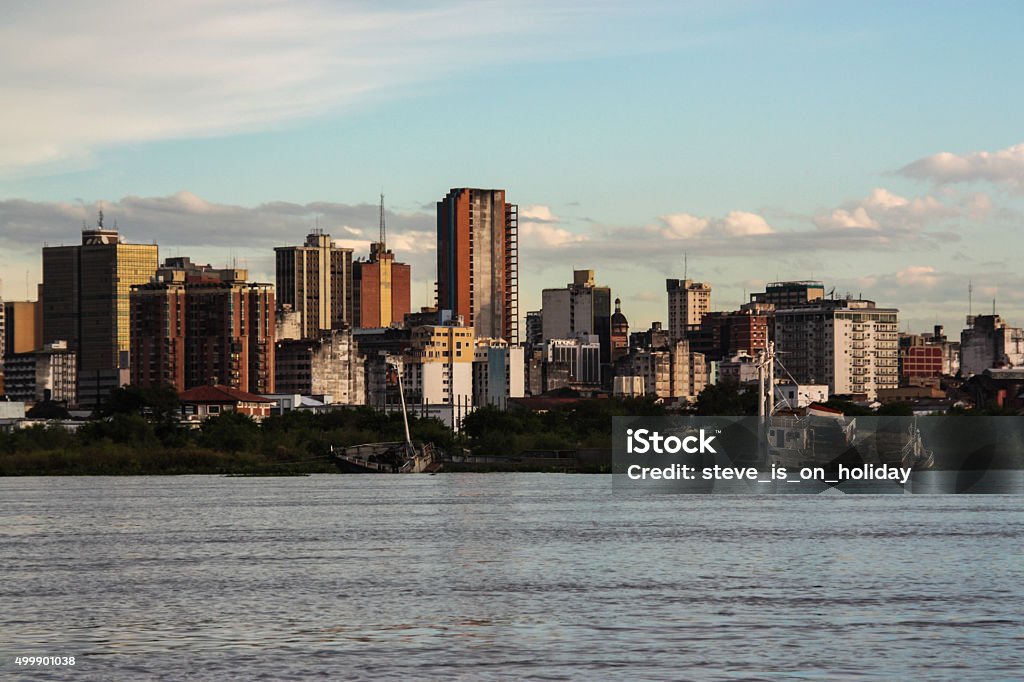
275 232 353 339
353 195 411 328
436 188 518 342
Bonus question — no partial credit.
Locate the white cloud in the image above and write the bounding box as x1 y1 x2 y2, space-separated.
519 221 587 248
659 213 709 238
814 187 956 231
658 210 773 238
895 265 939 288
0 1 636 176
898 142 1024 192
520 205 558 222
718 210 774 236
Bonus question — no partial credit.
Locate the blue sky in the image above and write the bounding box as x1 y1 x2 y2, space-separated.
2 0 1023 332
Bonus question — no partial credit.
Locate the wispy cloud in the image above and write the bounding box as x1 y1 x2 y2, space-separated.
0 0 645 176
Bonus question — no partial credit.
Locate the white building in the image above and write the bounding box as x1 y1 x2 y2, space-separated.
666 278 711 341
774 299 899 400
774 383 829 409
545 334 602 386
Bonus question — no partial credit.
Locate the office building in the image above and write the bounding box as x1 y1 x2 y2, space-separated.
41 219 159 408
541 270 612 363
545 334 602 387
275 232 353 339
352 196 412 329
3 341 77 405
666 278 711 341
130 262 275 394
774 298 899 399
616 340 707 402
436 188 518 342
402 321 475 407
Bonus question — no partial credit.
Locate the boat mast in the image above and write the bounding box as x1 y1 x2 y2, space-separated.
392 358 414 454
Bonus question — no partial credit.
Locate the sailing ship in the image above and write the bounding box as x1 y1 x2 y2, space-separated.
328 358 439 473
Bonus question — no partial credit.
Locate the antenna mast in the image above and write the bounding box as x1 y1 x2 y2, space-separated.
379 192 386 250
968 280 973 317
683 251 688 280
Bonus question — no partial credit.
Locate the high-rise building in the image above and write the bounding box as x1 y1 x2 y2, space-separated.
472 338 525 408
541 270 612 363
402 321 475 407
436 188 518 343
41 218 159 408
130 262 275 394
353 196 411 328
774 298 899 399
666 278 711 341
275 232 353 339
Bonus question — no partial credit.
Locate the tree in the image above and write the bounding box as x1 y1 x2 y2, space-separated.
694 382 759 416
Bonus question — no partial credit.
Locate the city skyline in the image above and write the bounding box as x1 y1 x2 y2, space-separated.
2 1 1024 333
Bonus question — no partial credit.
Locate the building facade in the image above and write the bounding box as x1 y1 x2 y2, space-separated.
41 222 159 408
750 281 826 308
275 232 353 339
960 314 1024 377
541 270 612 364
666 278 711 341
130 268 275 395
774 299 899 399
436 188 518 342
472 338 525 408
275 328 365 404
402 322 475 407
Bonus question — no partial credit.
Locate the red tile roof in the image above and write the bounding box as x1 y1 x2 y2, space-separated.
178 384 273 404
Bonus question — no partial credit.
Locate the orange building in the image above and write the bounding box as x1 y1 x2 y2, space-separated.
436 188 518 343
353 197 411 328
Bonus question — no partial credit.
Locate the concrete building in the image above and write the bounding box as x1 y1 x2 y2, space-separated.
130 265 275 395
352 196 412 329
616 340 707 402
436 188 518 343
275 328 365 404
275 304 303 341
717 351 760 385
960 314 1024 377
612 375 645 397
666 278 711 341
545 334 602 387
472 338 525 408
695 309 770 362
541 270 612 363
3 341 77 405
774 298 899 400
41 219 159 408
774 383 829 409
921 325 960 376
401 321 475 409
750 281 826 308
275 232 353 339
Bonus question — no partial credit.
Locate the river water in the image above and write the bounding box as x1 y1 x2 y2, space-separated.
1 474 1022 680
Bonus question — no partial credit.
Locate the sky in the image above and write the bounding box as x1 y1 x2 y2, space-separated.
2 0 1023 334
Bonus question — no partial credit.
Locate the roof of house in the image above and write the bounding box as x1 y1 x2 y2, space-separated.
179 385 274 404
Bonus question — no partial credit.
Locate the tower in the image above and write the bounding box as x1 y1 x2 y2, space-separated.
275 232 353 339
352 194 412 328
436 188 518 343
